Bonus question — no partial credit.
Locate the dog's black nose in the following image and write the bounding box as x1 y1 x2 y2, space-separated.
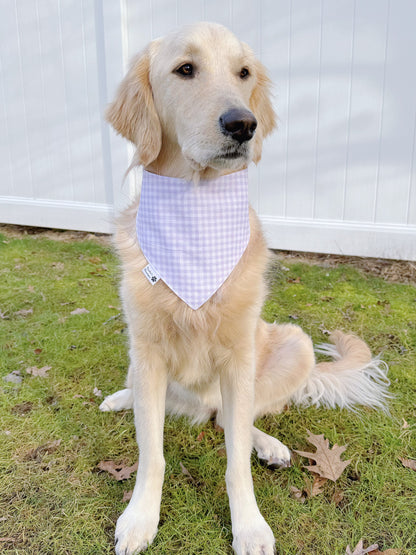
219 109 257 144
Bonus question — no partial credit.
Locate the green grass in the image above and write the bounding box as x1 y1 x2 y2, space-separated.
1 231 415 554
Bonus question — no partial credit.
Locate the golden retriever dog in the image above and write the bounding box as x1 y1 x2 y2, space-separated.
100 22 389 555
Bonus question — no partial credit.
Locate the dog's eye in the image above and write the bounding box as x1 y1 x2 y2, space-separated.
175 63 194 78
239 67 250 79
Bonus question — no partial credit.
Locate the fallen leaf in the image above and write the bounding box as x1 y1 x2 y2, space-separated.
369 549 401 554
15 308 33 317
70 308 90 315
295 430 351 482
26 366 51 378
33 348 43 355
290 475 327 502
306 475 327 497
180 462 195 483
24 439 62 462
122 490 133 502
345 539 379 555
332 489 345 506
97 460 138 481
196 431 205 442
93 387 102 398
88 257 102 264
399 457 416 471
289 485 306 503
401 419 409 429
3 371 22 384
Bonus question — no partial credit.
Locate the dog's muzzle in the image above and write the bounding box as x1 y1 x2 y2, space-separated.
219 108 257 144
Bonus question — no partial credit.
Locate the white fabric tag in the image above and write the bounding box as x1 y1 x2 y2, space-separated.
142 264 160 285
137 169 250 309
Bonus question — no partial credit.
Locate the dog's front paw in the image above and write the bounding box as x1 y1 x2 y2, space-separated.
115 505 159 555
232 516 275 555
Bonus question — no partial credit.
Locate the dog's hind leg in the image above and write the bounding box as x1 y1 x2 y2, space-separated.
100 388 133 412
250 321 315 468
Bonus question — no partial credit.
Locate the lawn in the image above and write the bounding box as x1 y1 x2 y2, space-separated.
0 228 415 554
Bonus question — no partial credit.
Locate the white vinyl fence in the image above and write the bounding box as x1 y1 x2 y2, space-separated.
1 0 415 260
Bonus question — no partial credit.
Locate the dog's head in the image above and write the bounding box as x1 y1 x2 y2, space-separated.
107 22 276 174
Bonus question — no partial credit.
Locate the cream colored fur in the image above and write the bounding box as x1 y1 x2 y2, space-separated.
101 22 389 555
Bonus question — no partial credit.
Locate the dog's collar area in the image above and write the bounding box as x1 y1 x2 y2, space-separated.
137 169 250 309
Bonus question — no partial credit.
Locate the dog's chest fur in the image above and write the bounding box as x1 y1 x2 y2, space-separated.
117 201 270 388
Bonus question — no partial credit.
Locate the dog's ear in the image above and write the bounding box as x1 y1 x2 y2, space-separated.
106 47 162 167
249 59 277 164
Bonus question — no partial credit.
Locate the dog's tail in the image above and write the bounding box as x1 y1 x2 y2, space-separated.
291 331 391 411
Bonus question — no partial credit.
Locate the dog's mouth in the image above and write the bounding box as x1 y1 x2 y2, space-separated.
217 143 249 161
220 150 243 160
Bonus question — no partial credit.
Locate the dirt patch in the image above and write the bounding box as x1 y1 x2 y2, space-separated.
273 250 416 285
0 224 111 246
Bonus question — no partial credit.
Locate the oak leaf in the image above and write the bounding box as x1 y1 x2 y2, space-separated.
345 539 379 555
295 430 351 482
399 457 416 471
97 460 138 481
26 366 51 377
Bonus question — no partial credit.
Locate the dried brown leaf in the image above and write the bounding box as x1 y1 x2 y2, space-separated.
97 460 138 481
196 431 205 442
26 366 51 377
289 486 306 503
369 549 401 554
332 489 345 506
295 430 351 482
15 308 33 317
70 307 90 315
399 457 416 471
180 462 195 483
308 475 327 497
122 490 133 503
345 539 379 555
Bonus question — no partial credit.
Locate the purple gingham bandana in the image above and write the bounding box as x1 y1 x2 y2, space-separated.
136 169 250 309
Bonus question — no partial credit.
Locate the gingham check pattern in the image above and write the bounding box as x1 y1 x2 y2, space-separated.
136 169 250 310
